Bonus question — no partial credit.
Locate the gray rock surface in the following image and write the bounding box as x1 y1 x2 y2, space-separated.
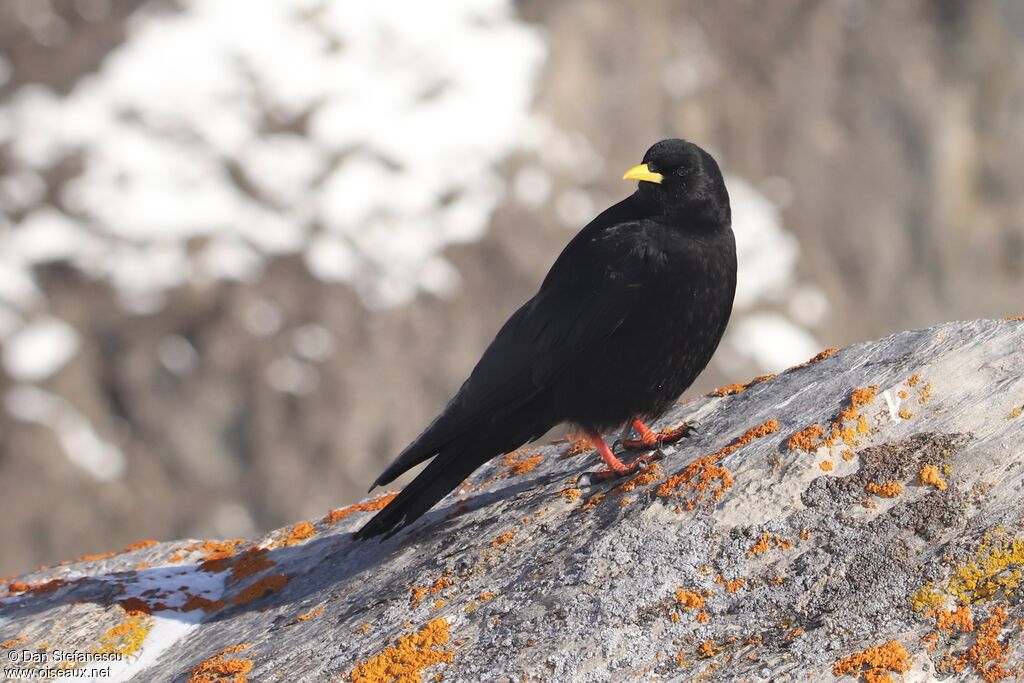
2 317 1024 682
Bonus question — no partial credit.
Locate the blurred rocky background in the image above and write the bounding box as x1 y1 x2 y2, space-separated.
0 0 1021 575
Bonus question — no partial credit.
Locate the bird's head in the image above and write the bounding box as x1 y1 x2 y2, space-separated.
623 139 730 226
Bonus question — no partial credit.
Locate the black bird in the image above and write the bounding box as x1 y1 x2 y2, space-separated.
356 139 736 540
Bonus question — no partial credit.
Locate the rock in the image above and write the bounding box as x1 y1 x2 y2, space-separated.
2 317 1024 682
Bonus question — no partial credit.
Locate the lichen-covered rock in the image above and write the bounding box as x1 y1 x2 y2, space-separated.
2 318 1024 682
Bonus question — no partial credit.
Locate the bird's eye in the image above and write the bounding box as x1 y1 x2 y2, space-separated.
675 167 689 177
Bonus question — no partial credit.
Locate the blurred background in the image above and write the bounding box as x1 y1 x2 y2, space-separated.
1 0 1022 575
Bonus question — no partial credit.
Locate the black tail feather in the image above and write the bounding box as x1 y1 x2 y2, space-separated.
354 443 481 540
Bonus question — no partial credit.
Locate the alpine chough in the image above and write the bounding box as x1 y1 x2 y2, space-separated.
356 139 736 540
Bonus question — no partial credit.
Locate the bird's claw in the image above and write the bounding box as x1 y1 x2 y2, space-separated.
580 450 665 486
622 422 697 450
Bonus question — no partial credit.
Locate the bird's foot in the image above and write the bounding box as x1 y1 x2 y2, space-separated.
622 419 697 450
580 450 664 485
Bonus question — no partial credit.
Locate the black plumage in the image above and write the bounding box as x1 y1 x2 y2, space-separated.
356 139 736 540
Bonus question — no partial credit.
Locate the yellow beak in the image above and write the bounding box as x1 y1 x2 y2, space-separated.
622 163 663 184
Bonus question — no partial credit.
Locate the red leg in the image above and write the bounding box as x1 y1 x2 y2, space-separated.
583 429 661 483
622 418 696 449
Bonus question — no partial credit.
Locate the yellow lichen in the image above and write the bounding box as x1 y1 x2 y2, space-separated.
820 460 833 472
560 487 582 503
1008 406 1022 420
947 533 1024 604
94 614 151 656
348 618 454 683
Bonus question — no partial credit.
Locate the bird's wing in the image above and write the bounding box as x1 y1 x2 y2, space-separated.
371 219 661 487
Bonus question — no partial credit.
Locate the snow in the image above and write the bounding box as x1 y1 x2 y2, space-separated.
0 0 546 316
0 0 547 389
727 312 822 371
2 317 80 382
723 175 830 373
95 565 230 683
4 385 126 481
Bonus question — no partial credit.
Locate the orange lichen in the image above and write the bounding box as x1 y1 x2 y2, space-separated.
2 636 28 649
294 610 321 626
410 572 453 608
502 451 544 476
905 374 921 387
696 611 709 623
122 539 160 552
77 551 117 563
1004 315 1024 321
866 481 903 498
832 640 910 683
229 547 275 579
358 624 373 634
747 533 773 557
789 387 877 453
748 532 795 557
657 420 779 507
118 597 154 615
722 578 745 593
899 408 913 420
610 463 665 495
229 574 288 605
563 434 593 458
432 599 445 610
697 641 718 658
897 390 908 399
786 627 806 640
490 530 517 547
560 487 582 503
792 347 839 370
181 595 226 613
787 424 825 452
196 540 250 573
326 492 399 524
935 606 974 633
674 588 706 610
820 460 833 472
187 643 253 683
273 521 317 548
348 618 454 683
919 464 947 491
918 382 932 404
5 578 68 598
940 606 1016 681
580 493 606 511
707 383 747 397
